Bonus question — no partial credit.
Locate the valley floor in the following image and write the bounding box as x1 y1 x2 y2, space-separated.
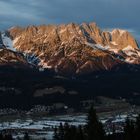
0 104 140 140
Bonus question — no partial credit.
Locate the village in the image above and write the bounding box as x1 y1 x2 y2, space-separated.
0 97 140 140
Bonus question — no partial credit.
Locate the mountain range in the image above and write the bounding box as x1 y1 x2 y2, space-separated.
0 22 140 75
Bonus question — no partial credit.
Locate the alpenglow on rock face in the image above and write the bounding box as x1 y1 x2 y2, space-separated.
0 22 140 75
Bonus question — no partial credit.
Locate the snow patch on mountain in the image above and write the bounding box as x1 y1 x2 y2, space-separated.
24 53 40 65
111 41 118 46
39 61 52 69
1 32 16 52
122 45 134 51
136 50 140 57
109 48 119 53
13 36 20 45
86 42 140 64
86 42 110 51
111 29 126 36
122 46 138 57
125 57 135 63
0 32 41 66
86 42 120 54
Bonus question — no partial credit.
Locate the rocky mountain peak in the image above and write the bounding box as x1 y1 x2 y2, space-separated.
111 29 137 49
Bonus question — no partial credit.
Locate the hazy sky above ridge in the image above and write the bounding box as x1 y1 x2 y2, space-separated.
0 0 139 42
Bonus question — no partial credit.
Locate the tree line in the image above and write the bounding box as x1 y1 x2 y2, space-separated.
53 106 140 140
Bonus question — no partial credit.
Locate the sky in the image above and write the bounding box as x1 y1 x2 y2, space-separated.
0 0 140 42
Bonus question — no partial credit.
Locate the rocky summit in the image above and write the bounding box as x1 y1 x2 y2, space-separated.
0 22 139 75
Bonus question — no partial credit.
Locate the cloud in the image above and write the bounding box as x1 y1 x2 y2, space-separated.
0 0 140 41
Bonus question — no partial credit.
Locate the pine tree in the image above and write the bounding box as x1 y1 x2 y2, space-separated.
135 114 140 140
63 123 71 140
76 125 85 140
58 123 64 140
4 134 13 140
86 106 105 140
124 118 135 140
16 136 22 140
53 127 59 140
23 132 30 140
0 133 3 140
69 125 77 140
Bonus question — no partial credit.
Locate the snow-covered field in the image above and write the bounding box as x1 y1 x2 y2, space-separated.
0 114 87 140
0 114 87 130
0 113 138 140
